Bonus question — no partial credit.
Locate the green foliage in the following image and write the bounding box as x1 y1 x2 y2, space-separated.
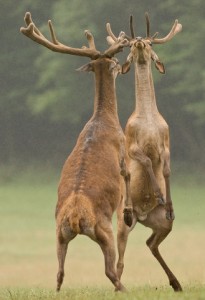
1 0 205 166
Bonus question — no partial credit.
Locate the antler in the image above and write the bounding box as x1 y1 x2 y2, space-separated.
20 12 101 59
106 23 118 45
144 12 182 44
151 19 182 44
145 12 150 38
145 12 159 40
120 13 182 44
104 31 129 57
106 22 131 48
130 15 135 39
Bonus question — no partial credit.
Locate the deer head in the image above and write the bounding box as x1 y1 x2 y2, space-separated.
107 13 182 74
20 12 129 74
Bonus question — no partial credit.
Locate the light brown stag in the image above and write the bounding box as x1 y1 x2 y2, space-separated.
20 12 130 292
107 14 182 291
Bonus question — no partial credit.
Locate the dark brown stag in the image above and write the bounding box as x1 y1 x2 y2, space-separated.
107 13 182 291
20 12 130 291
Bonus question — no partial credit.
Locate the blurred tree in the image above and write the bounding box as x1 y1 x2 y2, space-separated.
0 0 58 164
1 0 204 169
153 1 205 164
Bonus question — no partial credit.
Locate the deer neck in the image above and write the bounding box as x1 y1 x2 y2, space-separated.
93 64 119 121
134 60 158 117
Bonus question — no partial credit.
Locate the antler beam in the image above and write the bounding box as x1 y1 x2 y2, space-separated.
20 12 101 59
151 19 182 44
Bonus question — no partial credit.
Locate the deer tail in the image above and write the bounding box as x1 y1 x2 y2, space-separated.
69 210 81 234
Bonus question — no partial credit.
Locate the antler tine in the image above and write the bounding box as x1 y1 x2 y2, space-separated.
106 36 115 46
24 12 32 27
105 22 129 57
25 12 61 46
24 12 44 38
106 23 130 46
145 12 150 38
130 15 135 38
84 30 96 50
152 19 182 44
20 12 101 59
151 32 159 39
48 20 58 44
104 37 129 58
106 23 118 43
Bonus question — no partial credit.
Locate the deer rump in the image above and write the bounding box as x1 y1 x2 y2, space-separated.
56 120 122 239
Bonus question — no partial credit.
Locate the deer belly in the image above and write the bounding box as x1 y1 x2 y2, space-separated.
142 143 161 166
129 161 165 219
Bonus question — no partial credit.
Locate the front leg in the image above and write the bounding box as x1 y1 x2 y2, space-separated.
163 150 175 220
120 158 133 227
129 144 165 205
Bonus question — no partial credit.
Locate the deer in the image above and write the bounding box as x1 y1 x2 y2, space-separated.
107 13 183 291
20 12 131 292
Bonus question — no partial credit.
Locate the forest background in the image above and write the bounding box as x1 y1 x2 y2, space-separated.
1 1 205 296
1 0 205 178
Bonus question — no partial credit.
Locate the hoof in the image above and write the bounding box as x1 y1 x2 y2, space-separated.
154 191 165 206
166 210 175 220
158 196 165 205
115 284 127 292
170 279 183 292
123 208 133 227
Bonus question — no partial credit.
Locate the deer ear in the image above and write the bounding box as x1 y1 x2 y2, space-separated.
155 60 165 74
76 62 93 72
151 49 165 74
122 53 133 74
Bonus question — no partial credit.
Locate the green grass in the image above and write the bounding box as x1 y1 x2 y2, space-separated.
0 166 204 299
0 285 205 300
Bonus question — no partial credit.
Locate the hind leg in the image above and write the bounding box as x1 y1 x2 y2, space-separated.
146 229 182 291
117 208 137 279
140 206 182 291
56 228 76 292
95 221 126 292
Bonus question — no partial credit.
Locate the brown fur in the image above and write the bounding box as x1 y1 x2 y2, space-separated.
107 15 182 291
20 13 130 292
56 58 128 292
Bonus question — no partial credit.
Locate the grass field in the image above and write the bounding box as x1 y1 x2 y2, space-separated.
0 167 204 299
0 285 205 300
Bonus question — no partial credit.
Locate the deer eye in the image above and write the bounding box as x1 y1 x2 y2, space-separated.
149 41 152 46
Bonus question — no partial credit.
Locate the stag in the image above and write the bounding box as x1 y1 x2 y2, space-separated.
107 14 182 291
20 12 130 291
